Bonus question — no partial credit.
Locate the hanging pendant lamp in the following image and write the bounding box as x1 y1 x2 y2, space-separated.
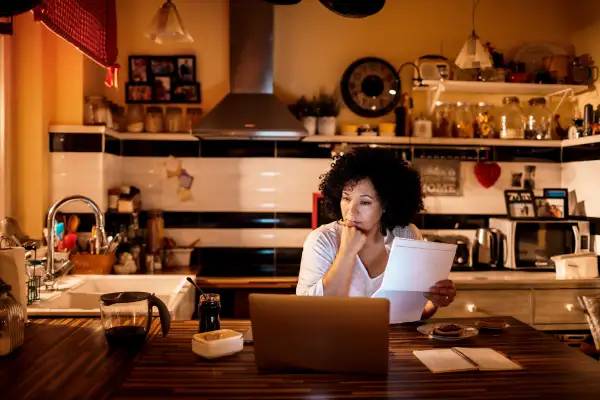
455 0 492 70
145 0 193 44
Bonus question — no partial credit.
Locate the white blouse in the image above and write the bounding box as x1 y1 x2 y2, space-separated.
296 221 422 297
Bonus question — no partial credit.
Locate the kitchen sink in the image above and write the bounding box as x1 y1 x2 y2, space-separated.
28 275 195 319
67 275 186 295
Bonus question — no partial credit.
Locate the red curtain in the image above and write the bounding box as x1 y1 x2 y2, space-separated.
34 0 117 68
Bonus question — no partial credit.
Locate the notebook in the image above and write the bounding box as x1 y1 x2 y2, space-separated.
413 347 523 373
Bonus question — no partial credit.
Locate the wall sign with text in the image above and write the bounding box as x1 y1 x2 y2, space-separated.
413 159 462 197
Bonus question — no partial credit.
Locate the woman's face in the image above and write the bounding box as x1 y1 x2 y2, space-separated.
340 178 383 234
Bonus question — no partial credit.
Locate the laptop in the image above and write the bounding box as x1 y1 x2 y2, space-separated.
248 293 390 375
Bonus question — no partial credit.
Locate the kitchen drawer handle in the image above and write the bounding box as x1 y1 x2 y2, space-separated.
466 303 477 313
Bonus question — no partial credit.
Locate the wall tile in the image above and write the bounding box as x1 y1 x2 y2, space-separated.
562 160 600 218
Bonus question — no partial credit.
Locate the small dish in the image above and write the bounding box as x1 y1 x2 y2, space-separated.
192 329 243 359
417 324 478 341
475 320 510 331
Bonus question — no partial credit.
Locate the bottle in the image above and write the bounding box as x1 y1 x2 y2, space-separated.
0 279 25 356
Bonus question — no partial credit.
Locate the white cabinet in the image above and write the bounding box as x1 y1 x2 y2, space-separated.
433 290 531 324
532 289 599 326
431 287 600 331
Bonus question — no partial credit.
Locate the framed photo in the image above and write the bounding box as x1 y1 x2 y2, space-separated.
150 57 176 75
125 83 153 103
129 56 148 82
172 82 201 103
154 76 172 102
176 56 196 82
504 190 537 219
126 55 200 104
535 197 566 219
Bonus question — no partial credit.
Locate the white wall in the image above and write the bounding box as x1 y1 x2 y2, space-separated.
562 160 600 218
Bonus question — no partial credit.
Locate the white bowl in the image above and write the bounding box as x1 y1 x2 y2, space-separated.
192 329 243 359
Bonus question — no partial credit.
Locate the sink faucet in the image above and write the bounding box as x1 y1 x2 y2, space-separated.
46 195 107 286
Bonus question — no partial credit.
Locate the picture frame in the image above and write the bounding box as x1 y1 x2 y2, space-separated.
504 190 537 219
126 55 200 104
535 197 567 219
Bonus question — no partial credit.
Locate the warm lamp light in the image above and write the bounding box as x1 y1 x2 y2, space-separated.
455 0 492 70
145 0 193 45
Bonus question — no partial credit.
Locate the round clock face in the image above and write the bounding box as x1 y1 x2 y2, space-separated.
340 57 401 118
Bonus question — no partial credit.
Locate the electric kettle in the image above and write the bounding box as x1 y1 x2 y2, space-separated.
472 228 506 269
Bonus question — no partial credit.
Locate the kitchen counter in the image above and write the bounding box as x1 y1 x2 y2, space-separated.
3 317 600 399
196 271 600 289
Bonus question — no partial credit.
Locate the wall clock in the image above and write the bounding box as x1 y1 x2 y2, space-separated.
340 57 401 118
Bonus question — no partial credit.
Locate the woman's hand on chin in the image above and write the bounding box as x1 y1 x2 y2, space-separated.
425 279 456 308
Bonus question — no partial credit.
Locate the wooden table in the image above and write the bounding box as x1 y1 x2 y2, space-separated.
1 317 600 400
114 317 600 400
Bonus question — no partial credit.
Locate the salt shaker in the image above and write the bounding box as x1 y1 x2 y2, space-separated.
0 279 25 356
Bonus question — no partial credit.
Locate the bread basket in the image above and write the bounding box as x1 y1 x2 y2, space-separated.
70 253 115 274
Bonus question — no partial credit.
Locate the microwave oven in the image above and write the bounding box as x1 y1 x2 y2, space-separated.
488 218 591 270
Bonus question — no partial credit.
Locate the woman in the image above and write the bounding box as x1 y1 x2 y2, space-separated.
296 146 456 319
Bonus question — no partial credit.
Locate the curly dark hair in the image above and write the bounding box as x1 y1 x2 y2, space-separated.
319 146 424 234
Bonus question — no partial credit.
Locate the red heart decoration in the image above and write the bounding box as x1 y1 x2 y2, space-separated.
474 162 501 188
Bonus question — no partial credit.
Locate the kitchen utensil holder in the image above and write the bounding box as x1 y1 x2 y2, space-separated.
70 253 116 274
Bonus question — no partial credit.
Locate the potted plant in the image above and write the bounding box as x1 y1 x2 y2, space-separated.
290 96 318 136
315 91 341 136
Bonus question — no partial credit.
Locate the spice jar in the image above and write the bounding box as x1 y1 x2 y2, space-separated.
433 101 454 137
0 279 25 356
455 102 475 138
474 102 496 138
525 97 553 140
146 210 164 255
498 96 525 139
165 107 184 133
145 107 164 133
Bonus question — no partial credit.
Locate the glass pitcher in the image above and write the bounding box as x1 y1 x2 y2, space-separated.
100 291 171 347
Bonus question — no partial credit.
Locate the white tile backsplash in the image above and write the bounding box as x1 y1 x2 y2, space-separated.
424 162 562 214
50 153 106 212
561 160 600 218
165 228 311 248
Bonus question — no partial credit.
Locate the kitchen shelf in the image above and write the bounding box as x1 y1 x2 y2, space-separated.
413 80 591 96
49 125 199 141
302 135 600 148
303 135 562 147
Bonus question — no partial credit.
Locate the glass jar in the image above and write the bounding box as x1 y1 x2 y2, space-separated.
146 210 164 255
455 102 475 138
165 107 184 133
0 279 25 356
525 97 553 140
433 101 454 137
84 96 109 125
198 293 221 333
498 96 525 139
145 107 164 133
474 102 496 138
186 108 203 133
126 104 145 132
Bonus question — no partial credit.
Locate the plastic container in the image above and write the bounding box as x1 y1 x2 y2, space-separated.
191 329 243 359
164 248 193 268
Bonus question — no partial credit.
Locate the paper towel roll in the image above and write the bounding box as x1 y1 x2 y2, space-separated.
0 247 27 318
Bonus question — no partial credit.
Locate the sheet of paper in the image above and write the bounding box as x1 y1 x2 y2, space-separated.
454 347 523 371
371 289 428 323
380 238 457 292
413 349 477 374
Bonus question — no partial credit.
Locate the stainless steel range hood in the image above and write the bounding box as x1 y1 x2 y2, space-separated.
193 0 307 140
